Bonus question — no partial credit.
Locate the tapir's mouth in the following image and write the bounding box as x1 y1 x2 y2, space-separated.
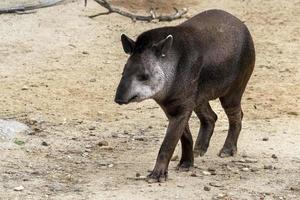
115 95 140 105
128 95 139 102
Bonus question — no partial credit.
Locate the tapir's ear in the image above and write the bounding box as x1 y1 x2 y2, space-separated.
153 35 173 57
121 34 135 54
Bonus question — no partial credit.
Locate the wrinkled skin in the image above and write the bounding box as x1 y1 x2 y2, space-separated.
115 9 255 182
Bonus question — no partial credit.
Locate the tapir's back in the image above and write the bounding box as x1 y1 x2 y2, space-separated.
179 9 249 63
178 9 255 99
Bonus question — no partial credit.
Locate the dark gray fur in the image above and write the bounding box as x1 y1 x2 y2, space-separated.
115 9 255 182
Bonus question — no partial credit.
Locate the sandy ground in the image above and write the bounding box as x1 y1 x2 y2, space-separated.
0 0 300 199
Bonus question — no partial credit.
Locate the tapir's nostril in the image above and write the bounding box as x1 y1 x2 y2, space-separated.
115 98 127 105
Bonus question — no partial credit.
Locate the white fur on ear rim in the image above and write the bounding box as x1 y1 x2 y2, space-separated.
166 35 173 40
161 35 173 57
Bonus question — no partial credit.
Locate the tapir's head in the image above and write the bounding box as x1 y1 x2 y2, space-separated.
115 33 174 105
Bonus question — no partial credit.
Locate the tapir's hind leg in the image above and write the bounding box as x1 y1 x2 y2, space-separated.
193 102 218 157
219 95 243 157
177 124 194 171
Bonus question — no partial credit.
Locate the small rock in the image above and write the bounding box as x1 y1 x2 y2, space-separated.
41 141 49 146
204 186 211 191
100 146 113 150
245 158 258 163
14 185 24 191
262 137 269 141
202 170 211 175
287 111 298 116
82 51 89 55
171 155 179 161
88 125 96 131
241 167 250 172
81 153 89 157
271 154 278 159
97 140 108 147
90 78 96 82
177 184 185 188
0 119 32 140
290 186 300 191
251 167 259 172
108 164 114 168
21 86 29 90
212 193 226 199
136 172 141 177
190 172 197 177
264 165 275 170
209 182 223 188
207 167 216 172
133 136 146 141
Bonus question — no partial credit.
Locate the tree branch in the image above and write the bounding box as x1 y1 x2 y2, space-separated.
88 0 188 22
0 0 65 14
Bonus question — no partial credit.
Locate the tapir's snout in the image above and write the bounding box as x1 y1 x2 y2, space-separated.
114 77 135 105
114 96 129 105
114 84 128 105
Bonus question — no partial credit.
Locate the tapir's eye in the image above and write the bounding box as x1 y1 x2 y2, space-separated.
137 74 149 81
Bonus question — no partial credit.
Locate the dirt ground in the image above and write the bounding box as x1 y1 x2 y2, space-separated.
0 0 300 199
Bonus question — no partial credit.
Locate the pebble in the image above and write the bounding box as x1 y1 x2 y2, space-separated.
177 184 185 188
81 153 89 157
136 172 141 177
133 136 146 141
97 140 108 147
241 167 250 172
207 167 216 172
14 185 24 191
290 186 300 191
190 172 197 177
209 182 223 188
202 170 211 175
108 164 114 168
264 165 275 170
88 125 96 131
245 158 258 163
271 154 278 159
262 137 269 141
21 86 29 90
41 141 49 146
171 155 179 161
100 146 113 150
212 193 226 199
204 186 211 191
251 167 259 172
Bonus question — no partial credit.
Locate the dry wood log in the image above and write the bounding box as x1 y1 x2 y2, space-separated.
0 0 65 14
88 0 188 22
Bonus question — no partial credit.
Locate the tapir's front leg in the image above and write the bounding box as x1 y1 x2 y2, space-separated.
148 108 192 182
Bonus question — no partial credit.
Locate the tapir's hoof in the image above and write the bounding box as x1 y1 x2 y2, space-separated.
176 161 193 172
193 148 207 157
218 147 237 158
147 170 168 183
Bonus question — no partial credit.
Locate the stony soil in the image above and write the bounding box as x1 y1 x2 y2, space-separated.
0 0 299 199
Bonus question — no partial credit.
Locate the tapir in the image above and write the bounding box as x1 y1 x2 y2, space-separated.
115 9 255 182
